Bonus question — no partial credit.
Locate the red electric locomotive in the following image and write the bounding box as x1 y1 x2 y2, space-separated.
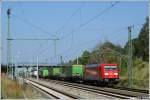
84 63 119 86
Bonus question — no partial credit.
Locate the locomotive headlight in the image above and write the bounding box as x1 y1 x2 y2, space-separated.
105 73 109 75
114 73 118 75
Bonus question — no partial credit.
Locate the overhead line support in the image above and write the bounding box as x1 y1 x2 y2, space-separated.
128 26 133 88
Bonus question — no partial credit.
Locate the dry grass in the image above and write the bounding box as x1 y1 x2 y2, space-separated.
1 74 49 99
1 75 24 99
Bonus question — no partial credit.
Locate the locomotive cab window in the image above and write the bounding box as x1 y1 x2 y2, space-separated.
105 66 117 70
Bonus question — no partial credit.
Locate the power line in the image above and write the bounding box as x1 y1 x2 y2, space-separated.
50 3 85 56
11 2 119 65
31 3 85 59
18 0 36 36
80 1 119 28
11 3 85 58
12 13 61 58
56 36 100 60
61 29 74 55
7 38 59 40
60 1 119 40
11 13 55 37
55 3 86 35
52 3 86 55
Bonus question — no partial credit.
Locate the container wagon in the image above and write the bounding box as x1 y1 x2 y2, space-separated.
71 65 84 82
59 65 71 80
38 67 49 78
59 65 84 82
49 66 61 79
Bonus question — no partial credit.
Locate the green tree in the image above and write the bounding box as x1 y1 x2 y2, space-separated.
81 50 90 65
124 17 149 61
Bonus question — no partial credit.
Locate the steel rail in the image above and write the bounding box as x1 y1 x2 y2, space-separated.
26 79 80 99
41 78 148 99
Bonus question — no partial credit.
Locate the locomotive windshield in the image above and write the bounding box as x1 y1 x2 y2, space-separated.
105 66 117 70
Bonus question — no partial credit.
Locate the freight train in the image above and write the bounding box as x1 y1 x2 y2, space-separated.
32 63 119 86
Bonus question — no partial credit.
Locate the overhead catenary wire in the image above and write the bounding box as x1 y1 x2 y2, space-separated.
13 3 85 63
80 1 119 28
55 2 86 35
52 2 85 57
31 41 54 63
12 1 119 65
60 1 119 40
18 0 36 36
51 3 86 57
11 11 60 63
11 2 145 65
11 13 55 37
9 3 49 65
58 1 119 41
57 1 120 58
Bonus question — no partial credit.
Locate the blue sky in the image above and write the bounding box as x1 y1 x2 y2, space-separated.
2 1 148 65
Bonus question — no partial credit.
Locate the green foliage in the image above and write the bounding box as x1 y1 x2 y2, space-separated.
124 17 149 61
72 51 90 65
81 51 90 65
119 56 128 76
88 41 124 64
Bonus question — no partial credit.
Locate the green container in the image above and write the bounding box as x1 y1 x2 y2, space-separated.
41 67 49 77
49 66 61 77
61 65 84 78
43 69 49 77
72 65 84 77
53 68 60 76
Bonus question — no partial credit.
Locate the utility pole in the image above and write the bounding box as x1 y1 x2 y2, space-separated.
30 59 32 78
60 56 63 65
7 8 12 75
36 56 39 80
128 26 133 88
53 39 60 57
11 57 14 79
60 56 63 74
77 57 79 65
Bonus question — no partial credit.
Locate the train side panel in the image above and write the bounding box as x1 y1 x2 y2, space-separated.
65 66 72 80
39 67 49 78
72 65 84 82
59 66 71 80
52 67 61 79
84 64 102 81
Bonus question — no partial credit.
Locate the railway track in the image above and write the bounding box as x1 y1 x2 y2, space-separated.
32 78 135 99
25 79 80 99
41 78 149 99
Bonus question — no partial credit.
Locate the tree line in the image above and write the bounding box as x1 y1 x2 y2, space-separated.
68 17 149 65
